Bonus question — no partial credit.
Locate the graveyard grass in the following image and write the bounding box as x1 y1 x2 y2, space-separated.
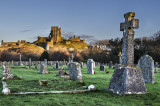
0 66 160 106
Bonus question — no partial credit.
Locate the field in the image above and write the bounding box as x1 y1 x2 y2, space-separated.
0 65 160 106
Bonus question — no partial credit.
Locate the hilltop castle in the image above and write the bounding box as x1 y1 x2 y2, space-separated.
34 26 87 50
1 26 88 50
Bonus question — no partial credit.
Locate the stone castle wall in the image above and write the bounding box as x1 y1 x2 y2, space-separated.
1 40 27 47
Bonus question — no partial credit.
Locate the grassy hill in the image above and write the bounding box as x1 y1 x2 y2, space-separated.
0 43 45 60
52 41 88 51
0 65 160 105
0 43 45 55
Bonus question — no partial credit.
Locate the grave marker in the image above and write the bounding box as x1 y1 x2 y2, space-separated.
87 59 94 74
138 55 154 83
108 12 146 95
68 62 82 81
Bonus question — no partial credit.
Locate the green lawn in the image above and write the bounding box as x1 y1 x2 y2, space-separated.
0 65 160 106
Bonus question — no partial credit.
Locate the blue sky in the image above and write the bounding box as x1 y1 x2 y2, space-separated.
0 0 160 43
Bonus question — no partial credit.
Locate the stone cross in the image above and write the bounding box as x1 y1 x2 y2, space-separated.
120 12 139 65
69 53 74 62
19 54 22 66
118 52 122 64
108 12 146 95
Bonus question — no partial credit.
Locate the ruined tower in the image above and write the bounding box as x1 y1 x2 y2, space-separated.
33 26 88 50
50 26 62 43
1 40 3 45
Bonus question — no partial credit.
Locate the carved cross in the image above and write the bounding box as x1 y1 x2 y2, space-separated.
120 12 139 65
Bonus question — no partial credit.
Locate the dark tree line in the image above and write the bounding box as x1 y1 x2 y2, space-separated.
1 30 160 64
107 31 160 64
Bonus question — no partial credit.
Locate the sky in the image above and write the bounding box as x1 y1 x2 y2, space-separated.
0 0 160 44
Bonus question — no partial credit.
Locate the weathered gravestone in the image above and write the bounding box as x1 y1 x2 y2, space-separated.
138 55 154 83
56 61 59 69
48 61 53 66
14 62 19 66
44 59 47 66
108 12 146 95
11 60 14 65
79 62 83 68
35 64 38 70
18 54 23 66
28 58 32 68
155 62 158 73
2 62 13 80
39 80 48 86
87 59 94 74
100 65 105 71
60 64 64 70
68 62 82 81
40 63 48 74
56 69 68 77
108 61 112 68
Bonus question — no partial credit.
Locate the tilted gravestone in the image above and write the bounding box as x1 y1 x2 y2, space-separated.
108 12 146 95
138 55 154 83
100 65 105 71
155 62 158 73
68 62 82 81
87 59 94 74
40 63 48 74
2 62 13 80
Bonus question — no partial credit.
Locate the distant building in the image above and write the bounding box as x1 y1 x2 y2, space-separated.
1 40 27 47
34 26 87 50
0 26 88 50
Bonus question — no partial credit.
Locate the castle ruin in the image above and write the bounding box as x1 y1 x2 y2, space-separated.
1 26 88 50
34 26 87 50
1 40 27 47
